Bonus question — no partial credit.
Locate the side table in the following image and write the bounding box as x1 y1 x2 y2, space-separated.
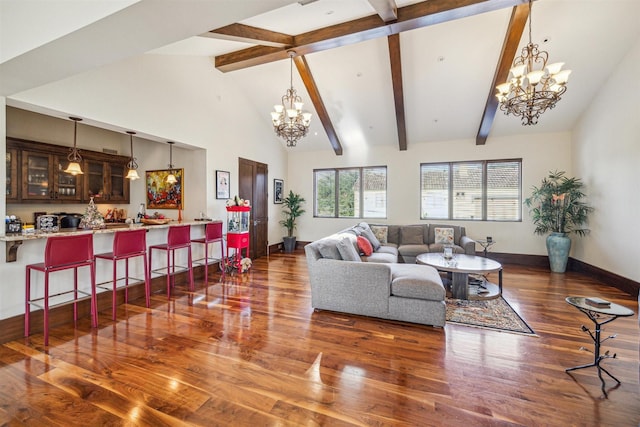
565 296 634 397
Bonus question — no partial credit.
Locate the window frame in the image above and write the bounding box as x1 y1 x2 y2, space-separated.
420 159 522 222
313 166 387 219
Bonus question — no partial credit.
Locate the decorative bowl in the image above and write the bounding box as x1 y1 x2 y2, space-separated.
141 218 172 225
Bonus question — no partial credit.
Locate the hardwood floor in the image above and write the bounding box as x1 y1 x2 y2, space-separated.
1 250 638 426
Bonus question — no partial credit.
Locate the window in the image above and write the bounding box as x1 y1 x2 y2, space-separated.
314 166 387 218
421 159 521 221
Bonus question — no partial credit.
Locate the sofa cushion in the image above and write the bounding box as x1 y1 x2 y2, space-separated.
428 224 464 245
366 251 396 263
357 236 373 256
390 264 445 301
337 237 361 261
400 226 424 245
366 244 398 264
370 225 388 245
386 225 400 245
398 244 430 258
376 245 399 256
357 222 381 250
434 227 454 245
317 239 342 260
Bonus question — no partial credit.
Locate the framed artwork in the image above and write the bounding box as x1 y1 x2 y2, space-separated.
216 170 230 199
274 179 284 204
146 169 183 209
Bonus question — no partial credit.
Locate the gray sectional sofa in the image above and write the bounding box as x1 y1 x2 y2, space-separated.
304 223 476 327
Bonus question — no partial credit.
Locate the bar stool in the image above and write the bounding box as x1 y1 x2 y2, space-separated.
148 224 194 299
95 228 150 320
191 222 224 281
25 233 98 346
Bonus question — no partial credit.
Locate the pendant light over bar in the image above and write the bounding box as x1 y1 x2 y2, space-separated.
166 141 177 184
64 117 84 175
125 131 140 180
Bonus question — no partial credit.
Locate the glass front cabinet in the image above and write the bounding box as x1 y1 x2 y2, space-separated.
6 147 18 202
84 159 128 203
8 137 129 204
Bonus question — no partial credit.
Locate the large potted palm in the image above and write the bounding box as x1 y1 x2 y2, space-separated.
279 190 306 253
524 170 593 273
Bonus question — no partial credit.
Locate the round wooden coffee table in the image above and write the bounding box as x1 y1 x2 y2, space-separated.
416 253 502 300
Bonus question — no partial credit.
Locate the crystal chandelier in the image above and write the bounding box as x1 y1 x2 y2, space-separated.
496 0 571 125
270 51 312 147
125 131 140 180
64 117 84 175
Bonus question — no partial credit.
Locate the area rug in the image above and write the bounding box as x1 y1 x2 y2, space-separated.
446 296 537 336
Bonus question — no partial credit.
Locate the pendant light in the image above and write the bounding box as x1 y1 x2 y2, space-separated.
166 141 177 184
64 117 84 175
125 131 140 180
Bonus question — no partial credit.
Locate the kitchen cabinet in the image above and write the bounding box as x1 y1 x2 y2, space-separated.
5 147 18 202
7 138 129 204
84 158 128 203
20 150 83 202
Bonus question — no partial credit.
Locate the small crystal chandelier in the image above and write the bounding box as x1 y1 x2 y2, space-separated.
166 141 177 184
125 131 140 180
270 51 312 147
64 117 84 175
496 0 571 125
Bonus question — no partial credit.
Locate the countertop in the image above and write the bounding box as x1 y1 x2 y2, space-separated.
1 220 222 242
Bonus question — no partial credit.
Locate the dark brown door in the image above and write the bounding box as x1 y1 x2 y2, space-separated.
238 158 268 259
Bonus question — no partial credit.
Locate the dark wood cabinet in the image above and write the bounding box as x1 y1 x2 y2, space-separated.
84 158 128 203
7 138 130 204
5 146 19 202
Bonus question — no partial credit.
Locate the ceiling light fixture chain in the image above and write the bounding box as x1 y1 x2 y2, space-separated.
64 117 84 175
496 0 571 125
270 51 312 147
125 131 140 180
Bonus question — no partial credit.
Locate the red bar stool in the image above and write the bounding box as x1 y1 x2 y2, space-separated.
95 228 150 320
191 222 224 281
25 233 98 346
148 224 194 299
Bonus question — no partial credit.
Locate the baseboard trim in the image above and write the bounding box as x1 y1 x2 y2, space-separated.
568 258 639 297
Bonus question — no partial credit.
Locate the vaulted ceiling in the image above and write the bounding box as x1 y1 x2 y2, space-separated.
2 0 639 154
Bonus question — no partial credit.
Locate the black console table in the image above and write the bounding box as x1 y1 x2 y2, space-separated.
565 296 634 397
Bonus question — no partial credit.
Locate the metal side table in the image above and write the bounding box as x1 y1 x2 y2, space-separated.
565 296 634 397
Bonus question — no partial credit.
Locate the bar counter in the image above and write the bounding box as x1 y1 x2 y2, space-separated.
0 220 223 322
1 220 220 262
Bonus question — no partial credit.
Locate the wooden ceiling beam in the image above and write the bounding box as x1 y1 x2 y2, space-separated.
476 4 529 145
368 0 398 22
214 0 529 72
387 34 407 151
294 55 343 155
204 23 294 48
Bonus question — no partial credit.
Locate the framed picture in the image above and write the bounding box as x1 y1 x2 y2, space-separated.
146 169 183 209
216 170 230 199
274 179 284 204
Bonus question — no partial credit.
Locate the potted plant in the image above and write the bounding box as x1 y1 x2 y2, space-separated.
279 190 306 253
524 170 593 273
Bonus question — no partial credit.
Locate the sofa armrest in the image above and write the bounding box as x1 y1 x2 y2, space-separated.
307 258 392 315
460 235 476 255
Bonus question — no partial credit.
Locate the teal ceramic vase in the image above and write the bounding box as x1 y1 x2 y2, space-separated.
546 232 571 273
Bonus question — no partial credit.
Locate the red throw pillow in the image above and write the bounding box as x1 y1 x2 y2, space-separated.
357 235 373 256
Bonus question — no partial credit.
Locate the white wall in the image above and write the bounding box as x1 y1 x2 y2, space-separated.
572 38 640 282
5 107 205 222
288 131 573 256
9 53 289 239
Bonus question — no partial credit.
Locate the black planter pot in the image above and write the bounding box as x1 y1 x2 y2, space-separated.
283 236 297 253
